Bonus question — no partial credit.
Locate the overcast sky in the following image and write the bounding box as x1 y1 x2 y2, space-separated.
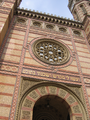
20 0 73 19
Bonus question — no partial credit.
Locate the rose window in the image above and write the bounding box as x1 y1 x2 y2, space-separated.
33 39 70 65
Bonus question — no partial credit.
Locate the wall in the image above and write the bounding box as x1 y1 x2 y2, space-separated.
0 14 90 120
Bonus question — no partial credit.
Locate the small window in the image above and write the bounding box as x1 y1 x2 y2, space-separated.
73 30 81 36
59 27 67 32
46 24 53 30
33 22 41 27
17 18 26 24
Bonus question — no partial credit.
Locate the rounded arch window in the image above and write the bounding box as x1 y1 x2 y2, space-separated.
46 24 54 29
59 27 67 32
33 21 41 27
73 30 81 36
32 39 70 65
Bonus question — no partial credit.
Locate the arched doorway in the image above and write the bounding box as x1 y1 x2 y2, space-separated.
33 95 70 120
16 83 87 120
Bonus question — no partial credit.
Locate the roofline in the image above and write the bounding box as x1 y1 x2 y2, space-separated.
15 8 84 29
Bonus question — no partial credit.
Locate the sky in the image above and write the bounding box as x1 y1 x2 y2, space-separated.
20 0 73 19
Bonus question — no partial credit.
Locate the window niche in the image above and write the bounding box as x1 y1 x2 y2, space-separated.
46 24 54 30
59 27 67 33
33 21 41 27
73 30 81 36
80 4 87 14
16 17 27 25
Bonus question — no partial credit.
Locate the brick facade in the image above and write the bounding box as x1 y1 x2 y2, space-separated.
0 0 90 120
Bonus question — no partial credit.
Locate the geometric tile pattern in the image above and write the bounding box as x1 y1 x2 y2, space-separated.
0 64 18 72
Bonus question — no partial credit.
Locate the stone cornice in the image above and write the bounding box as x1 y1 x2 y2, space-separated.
15 8 84 29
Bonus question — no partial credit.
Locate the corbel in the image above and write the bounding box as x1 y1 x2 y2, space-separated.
36 15 39 19
51 18 54 22
21 12 24 15
18 11 21 14
40 16 43 19
44 16 47 20
25 13 28 16
58 20 61 23
47 17 50 21
54 19 57 23
32 14 36 18
29 13 32 17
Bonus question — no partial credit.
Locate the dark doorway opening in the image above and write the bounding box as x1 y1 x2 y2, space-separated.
33 95 70 120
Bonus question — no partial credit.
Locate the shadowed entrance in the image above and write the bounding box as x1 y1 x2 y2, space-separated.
33 95 70 120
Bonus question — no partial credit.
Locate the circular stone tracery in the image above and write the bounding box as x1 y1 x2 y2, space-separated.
33 39 70 65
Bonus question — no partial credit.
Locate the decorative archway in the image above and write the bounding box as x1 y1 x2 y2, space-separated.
16 83 87 120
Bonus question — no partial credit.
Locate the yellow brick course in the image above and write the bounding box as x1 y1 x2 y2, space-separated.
0 21 4 26
3 48 21 56
77 52 90 58
61 40 72 45
0 13 8 18
0 95 12 105
0 18 6 22
14 25 27 29
10 30 25 35
76 47 89 53
59 66 78 72
82 68 90 74
0 107 10 117
29 33 42 38
0 75 16 84
7 38 24 44
24 58 44 67
9 34 24 40
5 43 23 50
0 85 14 94
79 57 90 63
75 43 88 48
1 54 20 63
80 62 90 68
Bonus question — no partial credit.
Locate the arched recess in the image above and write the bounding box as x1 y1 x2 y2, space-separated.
16 82 87 120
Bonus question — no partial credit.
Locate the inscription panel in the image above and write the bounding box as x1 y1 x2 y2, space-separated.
22 68 81 82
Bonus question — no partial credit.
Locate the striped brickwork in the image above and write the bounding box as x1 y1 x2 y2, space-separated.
0 0 17 46
0 0 90 120
0 16 89 119
72 1 90 22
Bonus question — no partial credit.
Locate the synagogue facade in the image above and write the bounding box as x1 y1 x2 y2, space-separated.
0 0 90 120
